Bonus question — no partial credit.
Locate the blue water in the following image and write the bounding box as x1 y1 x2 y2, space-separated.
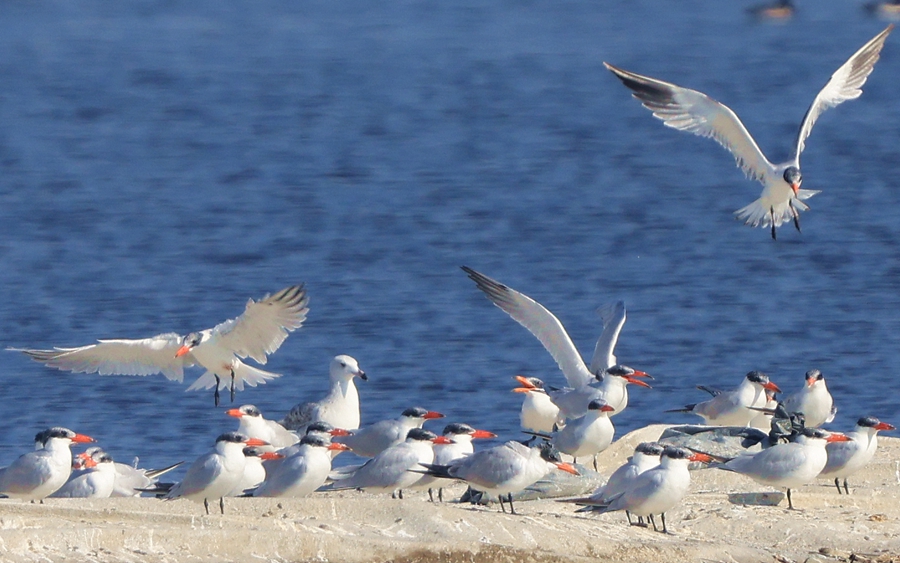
0 1 898 473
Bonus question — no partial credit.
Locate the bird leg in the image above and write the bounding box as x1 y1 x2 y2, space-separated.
230 368 236 403
399 489 404 500
507 493 517 515
648 514 658 532
214 375 221 407
626 511 633 525
593 455 598 472
790 200 801 233
770 207 777 240
438 488 444 502
660 512 668 534
499 495 507 513
204 498 210 515
834 478 843 494
787 488 796 510
219 497 225 514
843 479 850 495
428 488 435 503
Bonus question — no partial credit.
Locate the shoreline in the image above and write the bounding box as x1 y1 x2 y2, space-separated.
1 425 897 563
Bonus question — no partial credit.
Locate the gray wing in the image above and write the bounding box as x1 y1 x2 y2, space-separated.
605 62 774 184
280 401 318 431
166 453 223 498
11 333 190 382
462 267 594 388
589 301 626 374
795 25 893 160
210 285 310 364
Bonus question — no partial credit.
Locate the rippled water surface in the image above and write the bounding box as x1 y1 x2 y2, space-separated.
1 1 898 471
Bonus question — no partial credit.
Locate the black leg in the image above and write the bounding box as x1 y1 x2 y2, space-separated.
638 515 645 526
428 488 434 503
438 488 444 503
843 479 850 495
391 491 397 499
508 493 516 515
834 478 842 494
214 375 221 407
626 511 633 525
230 368 236 403
398 489 404 500
660 512 668 534
770 207 777 240
648 514 658 532
219 497 225 514
204 498 210 515
593 456 598 472
791 202 801 232
499 495 507 513
787 488 795 510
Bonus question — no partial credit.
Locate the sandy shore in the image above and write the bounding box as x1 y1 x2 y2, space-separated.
1 425 898 563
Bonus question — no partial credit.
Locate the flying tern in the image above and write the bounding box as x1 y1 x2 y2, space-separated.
13 285 310 405
605 25 893 239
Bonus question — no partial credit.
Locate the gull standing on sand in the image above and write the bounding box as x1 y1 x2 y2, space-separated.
560 442 665 525
253 434 350 498
419 441 579 514
605 25 893 239
566 446 711 533
0 427 95 501
163 432 268 514
512 376 563 434
13 285 310 405
227 405 299 448
819 416 895 494
281 355 368 432
714 427 849 509
334 407 445 458
780 369 836 428
462 267 651 420
668 371 781 427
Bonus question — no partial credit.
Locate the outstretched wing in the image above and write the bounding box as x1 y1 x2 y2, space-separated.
795 25 893 160
12 333 190 382
210 285 310 364
605 62 775 184
462 267 594 388
589 301 625 374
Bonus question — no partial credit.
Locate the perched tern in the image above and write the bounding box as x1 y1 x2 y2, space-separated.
227 404 299 448
163 432 268 514
462 267 650 417
253 435 350 498
0 427 95 501
566 446 710 533
13 285 310 405
513 376 563 434
749 389 779 431
281 355 367 432
50 445 183 498
559 442 664 525
326 428 451 498
605 25 893 239
413 423 497 502
820 417 894 494
50 449 116 499
227 447 283 497
532 400 616 470
420 441 578 514
715 427 850 509
668 371 780 427
335 407 445 458
780 369 836 428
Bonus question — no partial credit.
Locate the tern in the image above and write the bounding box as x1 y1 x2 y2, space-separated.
227 404 299 448
253 435 350 498
559 442 664 525
13 285 310 405
530 399 616 470
605 25 893 239
50 446 183 498
50 449 117 499
419 441 578 514
548 364 652 420
513 376 563 435
326 428 451 498
335 407 445 458
227 447 284 497
780 369 836 428
163 432 268 514
819 416 894 494
714 427 850 509
281 355 368 432
566 446 710 533
0 427 95 501
462 267 651 418
668 371 780 427
412 423 497 502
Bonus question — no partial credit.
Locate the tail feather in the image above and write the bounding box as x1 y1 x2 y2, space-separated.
734 192 820 229
186 363 281 392
417 463 455 480
665 404 696 414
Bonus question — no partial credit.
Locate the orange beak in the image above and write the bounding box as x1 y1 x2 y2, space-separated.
806 376 817 388
226 409 244 418
329 428 351 437
432 436 455 445
624 375 652 388
81 457 98 469
689 452 713 463
555 462 579 476
471 429 497 439
599 404 616 413
876 422 896 431
791 182 800 196
174 345 191 358
244 438 270 447
512 387 533 393
423 411 444 420
763 381 781 393
72 434 95 444
826 433 851 443
514 375 537 389
328 442 352 452
259 452 284 461
630 370 653 380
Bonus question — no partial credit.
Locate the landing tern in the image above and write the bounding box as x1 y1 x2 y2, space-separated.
715 427 849 509
780 369 836 428
0 427 95 501
668 371 780 427
163 432 268 514
462 267 651 417
281 355 367 432
335 407 445 458
819 416 894 494
13 285 310 405
566 446 710 533
605 25 893 239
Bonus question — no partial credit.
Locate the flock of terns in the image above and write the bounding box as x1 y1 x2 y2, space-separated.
1 24 896 535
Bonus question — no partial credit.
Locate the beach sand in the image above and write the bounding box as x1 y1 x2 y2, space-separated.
1 425 898 563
